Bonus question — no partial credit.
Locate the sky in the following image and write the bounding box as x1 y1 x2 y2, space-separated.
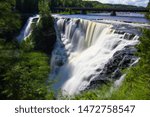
96 0 149 7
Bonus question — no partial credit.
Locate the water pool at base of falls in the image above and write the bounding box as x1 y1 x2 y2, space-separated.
50 17 141 96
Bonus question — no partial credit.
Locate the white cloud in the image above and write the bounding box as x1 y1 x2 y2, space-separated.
97 0 149 7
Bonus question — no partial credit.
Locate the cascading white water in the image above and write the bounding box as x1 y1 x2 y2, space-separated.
17 15 40 42
51 18 139 95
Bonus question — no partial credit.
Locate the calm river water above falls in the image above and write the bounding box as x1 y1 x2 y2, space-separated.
53 12 149 24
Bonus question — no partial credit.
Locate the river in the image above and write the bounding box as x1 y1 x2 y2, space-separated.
50 13 150 96
17 13 150 96
53 12 149 23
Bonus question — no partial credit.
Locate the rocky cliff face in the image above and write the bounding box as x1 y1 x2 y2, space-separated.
87 44 138 90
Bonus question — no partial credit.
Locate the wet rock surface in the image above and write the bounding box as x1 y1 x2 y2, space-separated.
85 45 138 90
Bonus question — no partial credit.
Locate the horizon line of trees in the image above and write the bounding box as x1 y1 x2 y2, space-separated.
14 0 144 14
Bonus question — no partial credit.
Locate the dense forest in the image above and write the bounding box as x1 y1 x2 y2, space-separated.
0 0 150 100
0 0 55 100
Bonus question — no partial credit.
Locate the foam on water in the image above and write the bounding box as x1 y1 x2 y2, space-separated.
51 18 139 95
17 15 40 42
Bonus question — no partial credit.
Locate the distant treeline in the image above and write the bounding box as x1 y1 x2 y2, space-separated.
15 0 144 14
51 0 143 8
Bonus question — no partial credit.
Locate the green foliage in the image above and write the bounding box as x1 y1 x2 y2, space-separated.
4 52 51 99
20 37 34 52
73 29 150 100
29 0 56 54
68 84 112 100
0 0 55 100
0 0 21 41
39 0 50 15
146 2 150 19
0 40 55 100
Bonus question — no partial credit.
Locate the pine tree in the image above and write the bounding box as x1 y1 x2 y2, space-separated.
0 0 21 41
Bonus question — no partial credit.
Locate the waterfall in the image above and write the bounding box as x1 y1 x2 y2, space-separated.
17 15 40 42
50 18 139 96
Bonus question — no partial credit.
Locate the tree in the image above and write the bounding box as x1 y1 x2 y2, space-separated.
29 0 56 54
0 0 21 41
146 1 150 19
0 40 55 100
0 0 55 100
